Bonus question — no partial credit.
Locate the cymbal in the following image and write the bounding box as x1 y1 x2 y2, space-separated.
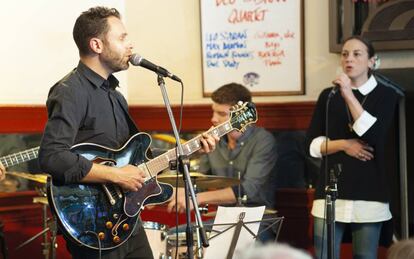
151 134 186 144
157 172 240 189
7 172 48 184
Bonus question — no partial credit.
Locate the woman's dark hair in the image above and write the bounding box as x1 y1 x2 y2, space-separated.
343 35 376 58
73 7 121 56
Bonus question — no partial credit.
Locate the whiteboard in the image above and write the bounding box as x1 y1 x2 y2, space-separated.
200 0 304 96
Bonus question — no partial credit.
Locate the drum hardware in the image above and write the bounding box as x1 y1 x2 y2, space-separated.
198 205 208 215
16 195 57 259
167 232 203 259
9 172 56 259
142 221 168 259
236 171 247 207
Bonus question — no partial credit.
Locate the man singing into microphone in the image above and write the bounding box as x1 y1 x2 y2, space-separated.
39 6 217 259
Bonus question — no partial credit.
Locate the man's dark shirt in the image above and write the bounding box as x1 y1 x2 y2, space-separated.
39 61 138 184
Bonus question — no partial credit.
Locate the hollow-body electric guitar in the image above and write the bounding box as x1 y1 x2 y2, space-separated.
47 102 257 250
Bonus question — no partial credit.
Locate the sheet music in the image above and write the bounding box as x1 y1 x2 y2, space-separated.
204 206 265 259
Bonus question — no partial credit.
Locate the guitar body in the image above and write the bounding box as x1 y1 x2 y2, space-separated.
47 133 173 250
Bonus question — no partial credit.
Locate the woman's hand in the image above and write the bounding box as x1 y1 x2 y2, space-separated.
344 139 374 161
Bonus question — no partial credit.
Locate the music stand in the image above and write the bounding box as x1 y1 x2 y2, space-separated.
200 206 284 259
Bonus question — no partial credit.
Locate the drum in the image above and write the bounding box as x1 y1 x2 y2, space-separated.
142 221 168 259
167 232 203 259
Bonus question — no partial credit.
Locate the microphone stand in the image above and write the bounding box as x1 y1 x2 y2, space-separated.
156 75 209 259
325 164 341 259
324 91 336 259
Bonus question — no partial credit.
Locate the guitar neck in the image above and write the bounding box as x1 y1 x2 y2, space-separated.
0 147 40 168
145 121 234 175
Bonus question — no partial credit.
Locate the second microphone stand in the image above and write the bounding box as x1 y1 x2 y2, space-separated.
325 164 341 259
156 75 209 259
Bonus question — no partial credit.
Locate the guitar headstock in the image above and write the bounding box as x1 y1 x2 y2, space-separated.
229 101 258 132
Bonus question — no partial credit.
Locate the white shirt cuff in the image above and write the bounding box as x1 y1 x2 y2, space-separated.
309 136 327 158
353 111 377 136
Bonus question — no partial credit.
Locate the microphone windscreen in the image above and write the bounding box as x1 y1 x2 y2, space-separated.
129 54 142 66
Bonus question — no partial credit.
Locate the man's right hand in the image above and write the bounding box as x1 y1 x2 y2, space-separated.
113 164 146 192
81 163 146 192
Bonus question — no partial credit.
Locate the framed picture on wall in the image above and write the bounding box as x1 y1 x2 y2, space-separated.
200 0 305 96
329 0 414 52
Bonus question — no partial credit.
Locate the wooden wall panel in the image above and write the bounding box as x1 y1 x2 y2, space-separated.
0 102 315 133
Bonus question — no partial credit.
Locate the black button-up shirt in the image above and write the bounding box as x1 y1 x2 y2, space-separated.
39 61 138 184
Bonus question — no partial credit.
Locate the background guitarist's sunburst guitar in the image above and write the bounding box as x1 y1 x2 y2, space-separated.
47 101 258 250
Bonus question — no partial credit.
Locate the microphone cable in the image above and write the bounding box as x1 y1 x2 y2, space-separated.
320 88 334 259
173 80 184 259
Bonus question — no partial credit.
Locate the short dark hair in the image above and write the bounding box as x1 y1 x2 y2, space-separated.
211 83 252 106
73 6 121 56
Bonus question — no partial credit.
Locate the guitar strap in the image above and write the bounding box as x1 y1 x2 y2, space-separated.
115 97 139 134
116 97 154 159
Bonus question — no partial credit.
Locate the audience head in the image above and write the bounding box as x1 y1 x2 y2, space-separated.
239 243 312 259
387 238 414 259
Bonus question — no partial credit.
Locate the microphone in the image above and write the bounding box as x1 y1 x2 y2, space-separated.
129 54 182 83
329 84 340 98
